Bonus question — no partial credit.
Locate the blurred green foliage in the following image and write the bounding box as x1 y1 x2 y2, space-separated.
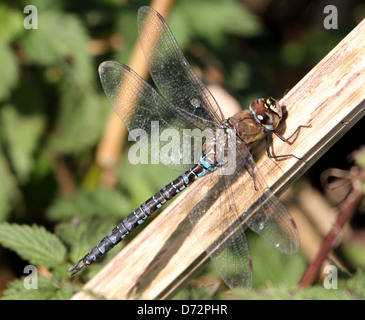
0 0 363 300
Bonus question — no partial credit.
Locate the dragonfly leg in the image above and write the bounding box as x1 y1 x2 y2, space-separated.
273 124 311 144
265 124 310 161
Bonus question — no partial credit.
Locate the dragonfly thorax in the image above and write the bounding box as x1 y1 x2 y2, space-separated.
249 98 282 131
199 125 233 171
226 98 283 147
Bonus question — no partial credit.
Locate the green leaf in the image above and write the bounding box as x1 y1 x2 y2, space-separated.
118 160 159 206
0 105 45 184
115 9 139 63
47 57 107 154
248 232 307 288
343 268 365 299
47 188 133 221
118 152 178 207
1 274 74 300
17 9 107 154
20 11 88 66
0 223 66 267
172 0 262 48
174 284 220 300
47 93 108 154
56 218 119 265
230 269 365 300
0 148 19 221
0 4 24 43
0 44 19 101
341 241 365 268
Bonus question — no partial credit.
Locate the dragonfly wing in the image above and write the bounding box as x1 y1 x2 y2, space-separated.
186 131 257 289
210 230 253 289
234 144 300 255
100 6 224 171
99 61 208 171
245 189 300 254
137 6 224 129
186 168 253 289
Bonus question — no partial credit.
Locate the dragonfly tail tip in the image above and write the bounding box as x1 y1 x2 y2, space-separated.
68 259 85 276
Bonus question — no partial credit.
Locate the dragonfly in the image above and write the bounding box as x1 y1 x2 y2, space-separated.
69 6 310 289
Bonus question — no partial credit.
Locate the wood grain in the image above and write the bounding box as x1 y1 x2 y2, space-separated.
71 18 365 300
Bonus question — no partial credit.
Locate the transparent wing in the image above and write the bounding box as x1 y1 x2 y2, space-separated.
244 177 300 255
232 142 300 255
210 230 253 289
99 61 211 171
137 6 224 129
186 166 253 289
99 6 225 171
186 132 254 289
186 134 299 289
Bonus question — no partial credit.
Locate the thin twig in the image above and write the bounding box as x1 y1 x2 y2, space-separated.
298 168 364 287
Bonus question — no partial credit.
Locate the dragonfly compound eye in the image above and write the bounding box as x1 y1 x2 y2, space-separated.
265 98 282 118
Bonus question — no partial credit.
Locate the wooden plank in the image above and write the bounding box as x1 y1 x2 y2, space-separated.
71 18 365 300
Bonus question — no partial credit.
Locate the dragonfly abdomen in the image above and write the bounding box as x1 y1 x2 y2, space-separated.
68 162 210 275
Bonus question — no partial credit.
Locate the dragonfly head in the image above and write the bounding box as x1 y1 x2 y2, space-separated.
249 98 282 131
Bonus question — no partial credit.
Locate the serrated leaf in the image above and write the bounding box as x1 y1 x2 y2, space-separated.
1 274 74 300
0 105 45 184
0 223 66 267
55 218 119 264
